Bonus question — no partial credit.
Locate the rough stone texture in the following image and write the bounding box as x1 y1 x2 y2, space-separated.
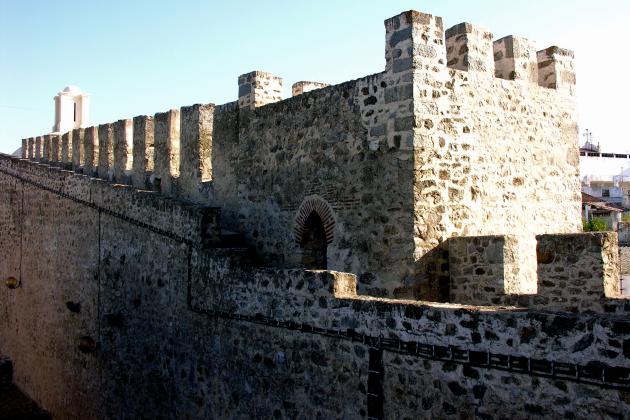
20 139 26 159
493 35 538 82
179 104 213 201
42 134 51 163
153 109 180 195
83 126 99 177
132 115 154 189
113 119 132 183
238 71 283 109
0 154 629 419
97 123 114 180
449 235 510 305
445 22 494 75
445 232 626 311
50 134 60 164
534 232 621 312
537 46 576 95
15 10 582 298
27 138 34 159
34 136 42 161
71 128 84 169
291 81 329 96
61 131 73 168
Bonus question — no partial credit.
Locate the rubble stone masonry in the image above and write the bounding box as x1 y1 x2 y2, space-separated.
2 9 628 419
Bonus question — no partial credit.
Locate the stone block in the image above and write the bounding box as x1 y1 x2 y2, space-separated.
493 35 538 82
536 232 621 312
445 22 494 75
61 131 72 166
384 11 446 74
238 71 283 110
153 109 180 195
34 136 43 161
42 134 51 162
113 119 133 183
83 126 99 176
179 104 213 200
72 128 85 170
97 123 114 180
537 46 575 95
448 235 509 306
27 138 34 159
291 81 329 96
51 135 60 164
132 115 154 189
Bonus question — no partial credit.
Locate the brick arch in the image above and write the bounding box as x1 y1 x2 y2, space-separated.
294 196 335 245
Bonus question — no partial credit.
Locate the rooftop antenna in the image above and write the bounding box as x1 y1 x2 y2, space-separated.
582 129 598 152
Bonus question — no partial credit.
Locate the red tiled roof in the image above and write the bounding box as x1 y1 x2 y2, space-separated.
581 192 603 204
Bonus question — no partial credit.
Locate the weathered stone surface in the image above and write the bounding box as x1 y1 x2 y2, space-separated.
50 135 60 164
446 22 494 75
493 35 538 82
42 134 51 163
34 136 42 161
537 46 576 95
97 123 113 180
71 128 84 170
61 131 72 167
26 138 34 159
179 103 213 200
0 149 628 418
152 109 179 195
238 71 283 109
131 115 154 189
2 8 624 417
292 81 329 96
83 126 99 177
8 8 583 298
112 119 132 183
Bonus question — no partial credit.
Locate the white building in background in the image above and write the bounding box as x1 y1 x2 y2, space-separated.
580 139 630 211
52 85 90 134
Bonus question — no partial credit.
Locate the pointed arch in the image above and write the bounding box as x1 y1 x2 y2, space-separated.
294 195 335 245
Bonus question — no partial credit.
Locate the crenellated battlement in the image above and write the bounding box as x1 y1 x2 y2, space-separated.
291 81 329 97
20 9 576 195
15 9 587 307
4 10 630 419
445 22 494 75
238 71 283 110
449 232 628 313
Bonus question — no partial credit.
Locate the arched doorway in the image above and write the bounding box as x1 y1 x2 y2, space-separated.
300 211 327 269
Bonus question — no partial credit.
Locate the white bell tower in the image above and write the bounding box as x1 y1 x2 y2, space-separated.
52 85 90 133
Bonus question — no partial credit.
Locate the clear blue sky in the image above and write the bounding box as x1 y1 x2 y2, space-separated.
1 0 628 153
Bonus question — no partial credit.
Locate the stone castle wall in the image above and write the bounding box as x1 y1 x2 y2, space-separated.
0 155 628 419
7 10 624 416
19 10 580 298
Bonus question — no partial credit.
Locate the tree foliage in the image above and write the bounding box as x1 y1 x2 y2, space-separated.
582 218 608 232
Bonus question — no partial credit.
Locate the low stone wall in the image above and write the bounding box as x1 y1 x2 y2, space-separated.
535 232 621 312
0 155 629 419
0 154 221 247
447 232 628 313
448 235 509 305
